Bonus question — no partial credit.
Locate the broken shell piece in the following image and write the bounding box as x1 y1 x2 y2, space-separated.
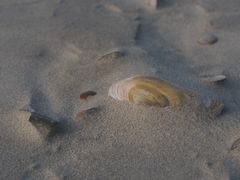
108 76 187 107
97 50 124 63
198 33 218 45
19 106 59 138
201 75 226 83
80 91 97 100
206 99 224 117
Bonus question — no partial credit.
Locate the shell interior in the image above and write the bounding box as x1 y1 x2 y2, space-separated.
109 76 186 107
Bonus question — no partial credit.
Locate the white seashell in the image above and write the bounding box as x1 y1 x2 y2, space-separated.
201 74 226 83
108 76 187 107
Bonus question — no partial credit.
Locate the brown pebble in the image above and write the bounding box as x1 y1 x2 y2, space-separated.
80 91 97 100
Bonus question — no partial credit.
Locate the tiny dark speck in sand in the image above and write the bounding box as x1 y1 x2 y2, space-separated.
80 91 97 100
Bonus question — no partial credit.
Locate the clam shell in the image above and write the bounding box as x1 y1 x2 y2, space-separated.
108 76 186 107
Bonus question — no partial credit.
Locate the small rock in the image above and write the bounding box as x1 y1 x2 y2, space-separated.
146 0 159 8
19 105 59 138
198 33 218 45
206 99 224 117
80 91 97 100
201 74 226 83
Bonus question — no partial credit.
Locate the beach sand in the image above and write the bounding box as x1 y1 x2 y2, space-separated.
1 0 240 179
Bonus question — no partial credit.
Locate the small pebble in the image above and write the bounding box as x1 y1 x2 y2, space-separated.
80 91 97 100
198 33 218 45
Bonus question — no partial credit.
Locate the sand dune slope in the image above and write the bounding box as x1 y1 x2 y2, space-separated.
1 0 240 179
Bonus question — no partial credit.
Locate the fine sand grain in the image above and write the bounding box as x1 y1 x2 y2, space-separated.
1 0 240 179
